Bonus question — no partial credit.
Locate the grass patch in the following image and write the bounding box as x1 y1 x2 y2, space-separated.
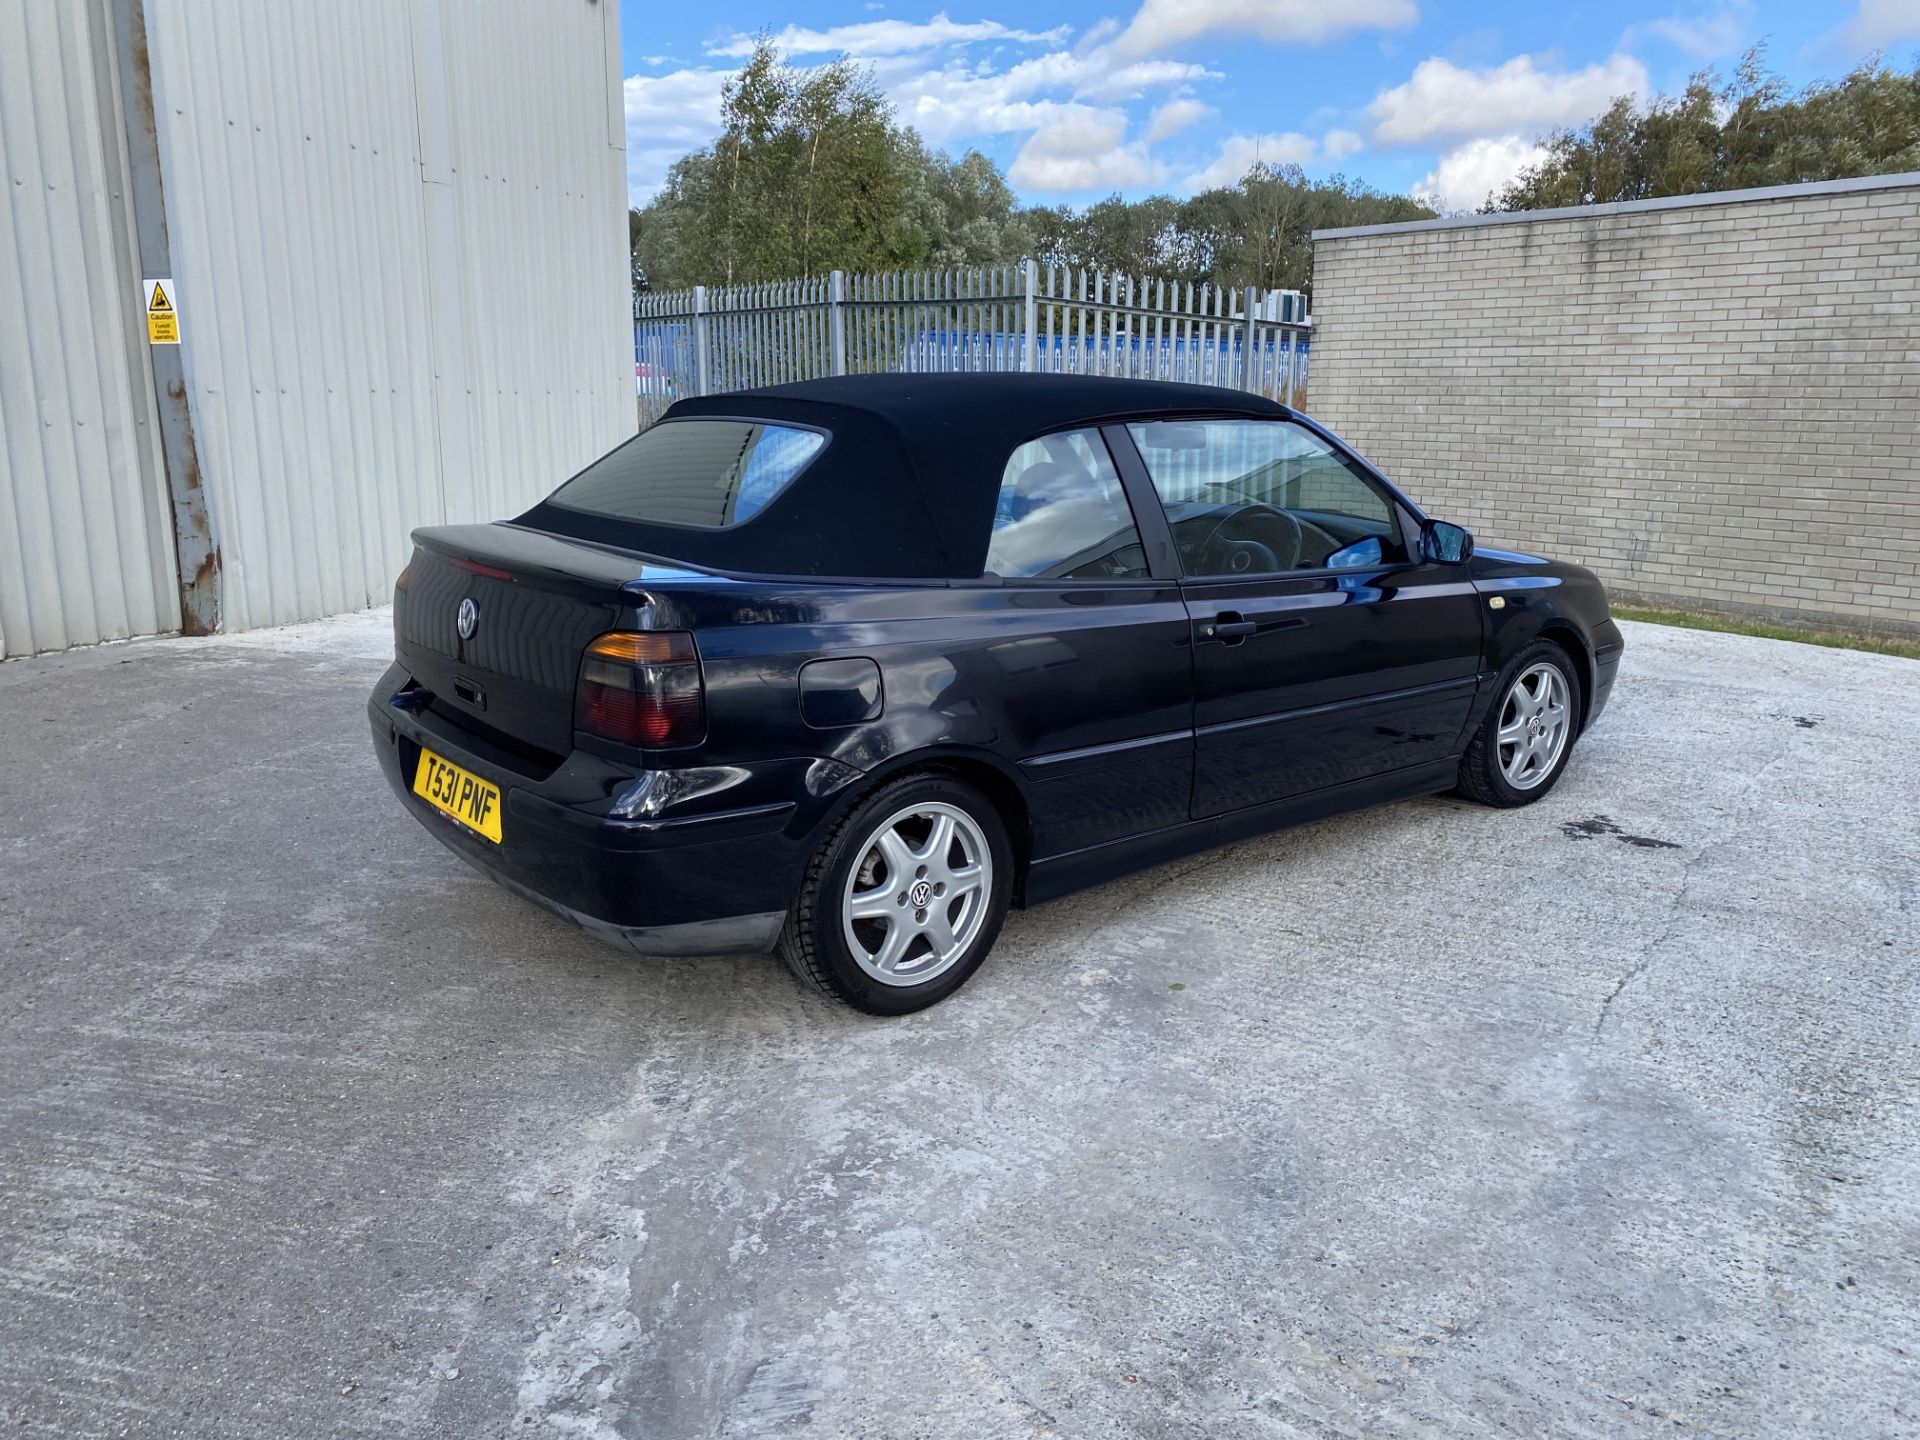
1612 603 1920 661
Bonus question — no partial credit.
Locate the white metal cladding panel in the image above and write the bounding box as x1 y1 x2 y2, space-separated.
422 0 632 525
0 0 180 659
144 0 630 632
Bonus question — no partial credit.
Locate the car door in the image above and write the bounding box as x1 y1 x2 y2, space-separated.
972 426 1196 857
1115 416 1484 819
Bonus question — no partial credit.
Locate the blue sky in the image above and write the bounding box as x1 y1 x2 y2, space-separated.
623 1 1920 213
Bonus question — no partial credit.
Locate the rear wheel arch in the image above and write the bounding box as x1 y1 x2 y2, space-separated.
921 756 1033 898
779 766 1019 1013
804 748 1035 899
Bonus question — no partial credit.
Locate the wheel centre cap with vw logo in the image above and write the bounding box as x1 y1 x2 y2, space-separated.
908 879 933 909
456 597 478 640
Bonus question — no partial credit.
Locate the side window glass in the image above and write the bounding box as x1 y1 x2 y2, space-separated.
985 428 1149 580
1126 419 1404 577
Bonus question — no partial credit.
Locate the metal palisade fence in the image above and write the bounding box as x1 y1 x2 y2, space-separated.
633 261 1310 426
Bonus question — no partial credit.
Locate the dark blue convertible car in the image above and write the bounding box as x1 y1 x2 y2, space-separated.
370 374 1622 1013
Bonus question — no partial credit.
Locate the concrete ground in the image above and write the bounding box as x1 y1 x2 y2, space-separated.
0 613 1915 1439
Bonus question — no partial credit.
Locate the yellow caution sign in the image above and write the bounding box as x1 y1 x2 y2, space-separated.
146 278 179 345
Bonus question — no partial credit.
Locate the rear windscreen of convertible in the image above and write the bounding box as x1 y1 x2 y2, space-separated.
548 419 826 529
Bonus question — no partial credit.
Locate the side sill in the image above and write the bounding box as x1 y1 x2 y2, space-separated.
1022 758 1459 907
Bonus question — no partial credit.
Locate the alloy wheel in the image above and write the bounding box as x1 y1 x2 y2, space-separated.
1497 662 1572 791
842 802 994 986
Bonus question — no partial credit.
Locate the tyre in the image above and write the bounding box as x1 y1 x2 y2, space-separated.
778 773 1013 1015
1456 639 1582 808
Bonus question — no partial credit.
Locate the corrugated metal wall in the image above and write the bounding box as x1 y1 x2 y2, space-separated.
142 0 631 632
0 0 180 659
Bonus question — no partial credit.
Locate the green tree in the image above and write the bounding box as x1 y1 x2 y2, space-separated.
1014 168 1433 300
633 39 931 289
1020 204 1080 270
1494 50 1920 211
904 145 1037 264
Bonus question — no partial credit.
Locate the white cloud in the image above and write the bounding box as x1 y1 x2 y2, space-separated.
887 48 1215 143
625 68 731 200
1834 0 1920 49
1108 0 1417 61
1414 135 1548 212
1322 128 1365 160
634 0 1422 205
1144 96 1214 143
1098 59 1223 94
707 15 1071 59
1008 108 1167 191
1183 131 1317 190
623 28 1206 198
1370 53 1649 145
1625 4 1753 59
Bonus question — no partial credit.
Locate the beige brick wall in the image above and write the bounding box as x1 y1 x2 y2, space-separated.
1309 177 1920 636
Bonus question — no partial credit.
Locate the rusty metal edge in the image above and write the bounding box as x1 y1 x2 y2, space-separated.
110 0 219 637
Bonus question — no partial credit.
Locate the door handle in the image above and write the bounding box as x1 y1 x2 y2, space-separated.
1203 612 1259 643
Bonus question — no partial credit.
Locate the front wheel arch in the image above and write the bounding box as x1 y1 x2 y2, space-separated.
1536 621 1595 732
1484 607 1595 731
1456 638 1584 808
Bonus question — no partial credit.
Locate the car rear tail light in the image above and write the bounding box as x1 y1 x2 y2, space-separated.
575 631 705 747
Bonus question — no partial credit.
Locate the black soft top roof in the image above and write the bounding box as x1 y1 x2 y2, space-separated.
521 373 1294 580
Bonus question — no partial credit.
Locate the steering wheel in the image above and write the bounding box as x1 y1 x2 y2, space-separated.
1197 504 1303 574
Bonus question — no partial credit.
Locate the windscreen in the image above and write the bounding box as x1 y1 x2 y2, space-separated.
546 419 825 529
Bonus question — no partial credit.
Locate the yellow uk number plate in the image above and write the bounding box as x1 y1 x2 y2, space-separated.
412 748 504 844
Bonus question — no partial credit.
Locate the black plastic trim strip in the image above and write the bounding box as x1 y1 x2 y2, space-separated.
1022 727 1193 771
1099 422 1182 581
1194 674 1481 740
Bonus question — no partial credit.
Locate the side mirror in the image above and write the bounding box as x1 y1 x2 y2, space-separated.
1421 519 1474 564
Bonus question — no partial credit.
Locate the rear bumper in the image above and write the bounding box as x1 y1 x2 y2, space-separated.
424 841 787 955
368 662 843 955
